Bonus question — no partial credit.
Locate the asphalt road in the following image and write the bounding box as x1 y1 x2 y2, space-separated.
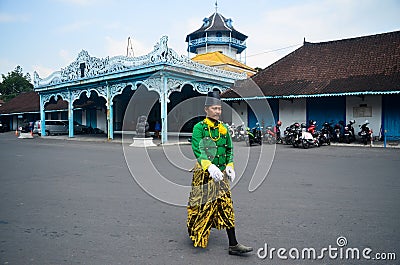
0 132 399 265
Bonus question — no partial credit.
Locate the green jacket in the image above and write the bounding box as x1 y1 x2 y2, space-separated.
191 118 234 171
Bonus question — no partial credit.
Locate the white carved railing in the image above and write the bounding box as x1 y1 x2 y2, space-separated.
34 36 246 88
189 36 246 46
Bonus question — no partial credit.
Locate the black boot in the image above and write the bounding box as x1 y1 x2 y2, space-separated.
229 243 253 255
226 228 253 255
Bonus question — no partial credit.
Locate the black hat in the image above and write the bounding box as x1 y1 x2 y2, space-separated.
205 91 221 106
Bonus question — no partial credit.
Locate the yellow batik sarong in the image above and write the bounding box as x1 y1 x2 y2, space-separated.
187 163 235 248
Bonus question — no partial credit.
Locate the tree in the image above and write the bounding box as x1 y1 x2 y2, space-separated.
0 66 33 102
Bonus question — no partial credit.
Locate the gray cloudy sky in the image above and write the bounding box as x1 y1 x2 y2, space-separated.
0 0 399 79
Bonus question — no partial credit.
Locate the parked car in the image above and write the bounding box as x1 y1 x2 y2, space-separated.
34 120 92 135
73 121 90 134
86 127 105 134
34 120 68 136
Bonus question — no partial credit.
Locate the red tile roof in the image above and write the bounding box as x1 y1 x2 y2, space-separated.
223 30 400 98
0 91 67 114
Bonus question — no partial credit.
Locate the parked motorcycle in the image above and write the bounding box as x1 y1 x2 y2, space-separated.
343 120 356 144
325 121 335 138
283 122 299 145
245 123 263 146
263 126 276 144
307 120 317 136
332 121 345 142
307 120 323 147
228 123 236 139
292 123 318 149
233 123 246 142
319 122 332 146
358 120 372 145
290 123 299 147
291 123 303 148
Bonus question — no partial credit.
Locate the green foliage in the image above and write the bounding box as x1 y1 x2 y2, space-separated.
0 66 33 102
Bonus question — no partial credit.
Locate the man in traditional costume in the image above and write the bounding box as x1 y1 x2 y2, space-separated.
187 91 253 255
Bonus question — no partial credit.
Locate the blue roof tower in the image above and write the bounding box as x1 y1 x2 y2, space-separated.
185 8 248 60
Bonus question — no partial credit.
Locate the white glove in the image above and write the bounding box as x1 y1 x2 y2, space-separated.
207 164 224 182
225 166 235 182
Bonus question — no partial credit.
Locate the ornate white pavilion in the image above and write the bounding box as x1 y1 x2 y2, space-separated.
33 36 246 143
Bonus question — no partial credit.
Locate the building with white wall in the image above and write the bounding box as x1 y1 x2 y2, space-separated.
223 31 400 140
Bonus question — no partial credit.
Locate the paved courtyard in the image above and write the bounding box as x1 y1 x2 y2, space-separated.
0 132 399 265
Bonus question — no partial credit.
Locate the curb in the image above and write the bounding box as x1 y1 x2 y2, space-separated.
15 133 399 149
33 135 192 146
330 143 400 149
158 142 191 146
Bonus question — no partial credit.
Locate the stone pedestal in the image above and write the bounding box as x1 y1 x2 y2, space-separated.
18 133 34 139
129 137 157 147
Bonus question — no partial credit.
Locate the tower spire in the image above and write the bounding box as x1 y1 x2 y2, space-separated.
127 37 134 57
215 0 218 13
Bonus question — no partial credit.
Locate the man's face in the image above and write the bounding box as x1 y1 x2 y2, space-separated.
205 105 222 120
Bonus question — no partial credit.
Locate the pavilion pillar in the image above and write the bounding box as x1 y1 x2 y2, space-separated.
108 104 114 140
39 94 46 137
106 84 114 140
160 75 168 144
68 90 74 138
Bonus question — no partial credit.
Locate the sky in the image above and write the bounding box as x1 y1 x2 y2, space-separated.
0 0 399 81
